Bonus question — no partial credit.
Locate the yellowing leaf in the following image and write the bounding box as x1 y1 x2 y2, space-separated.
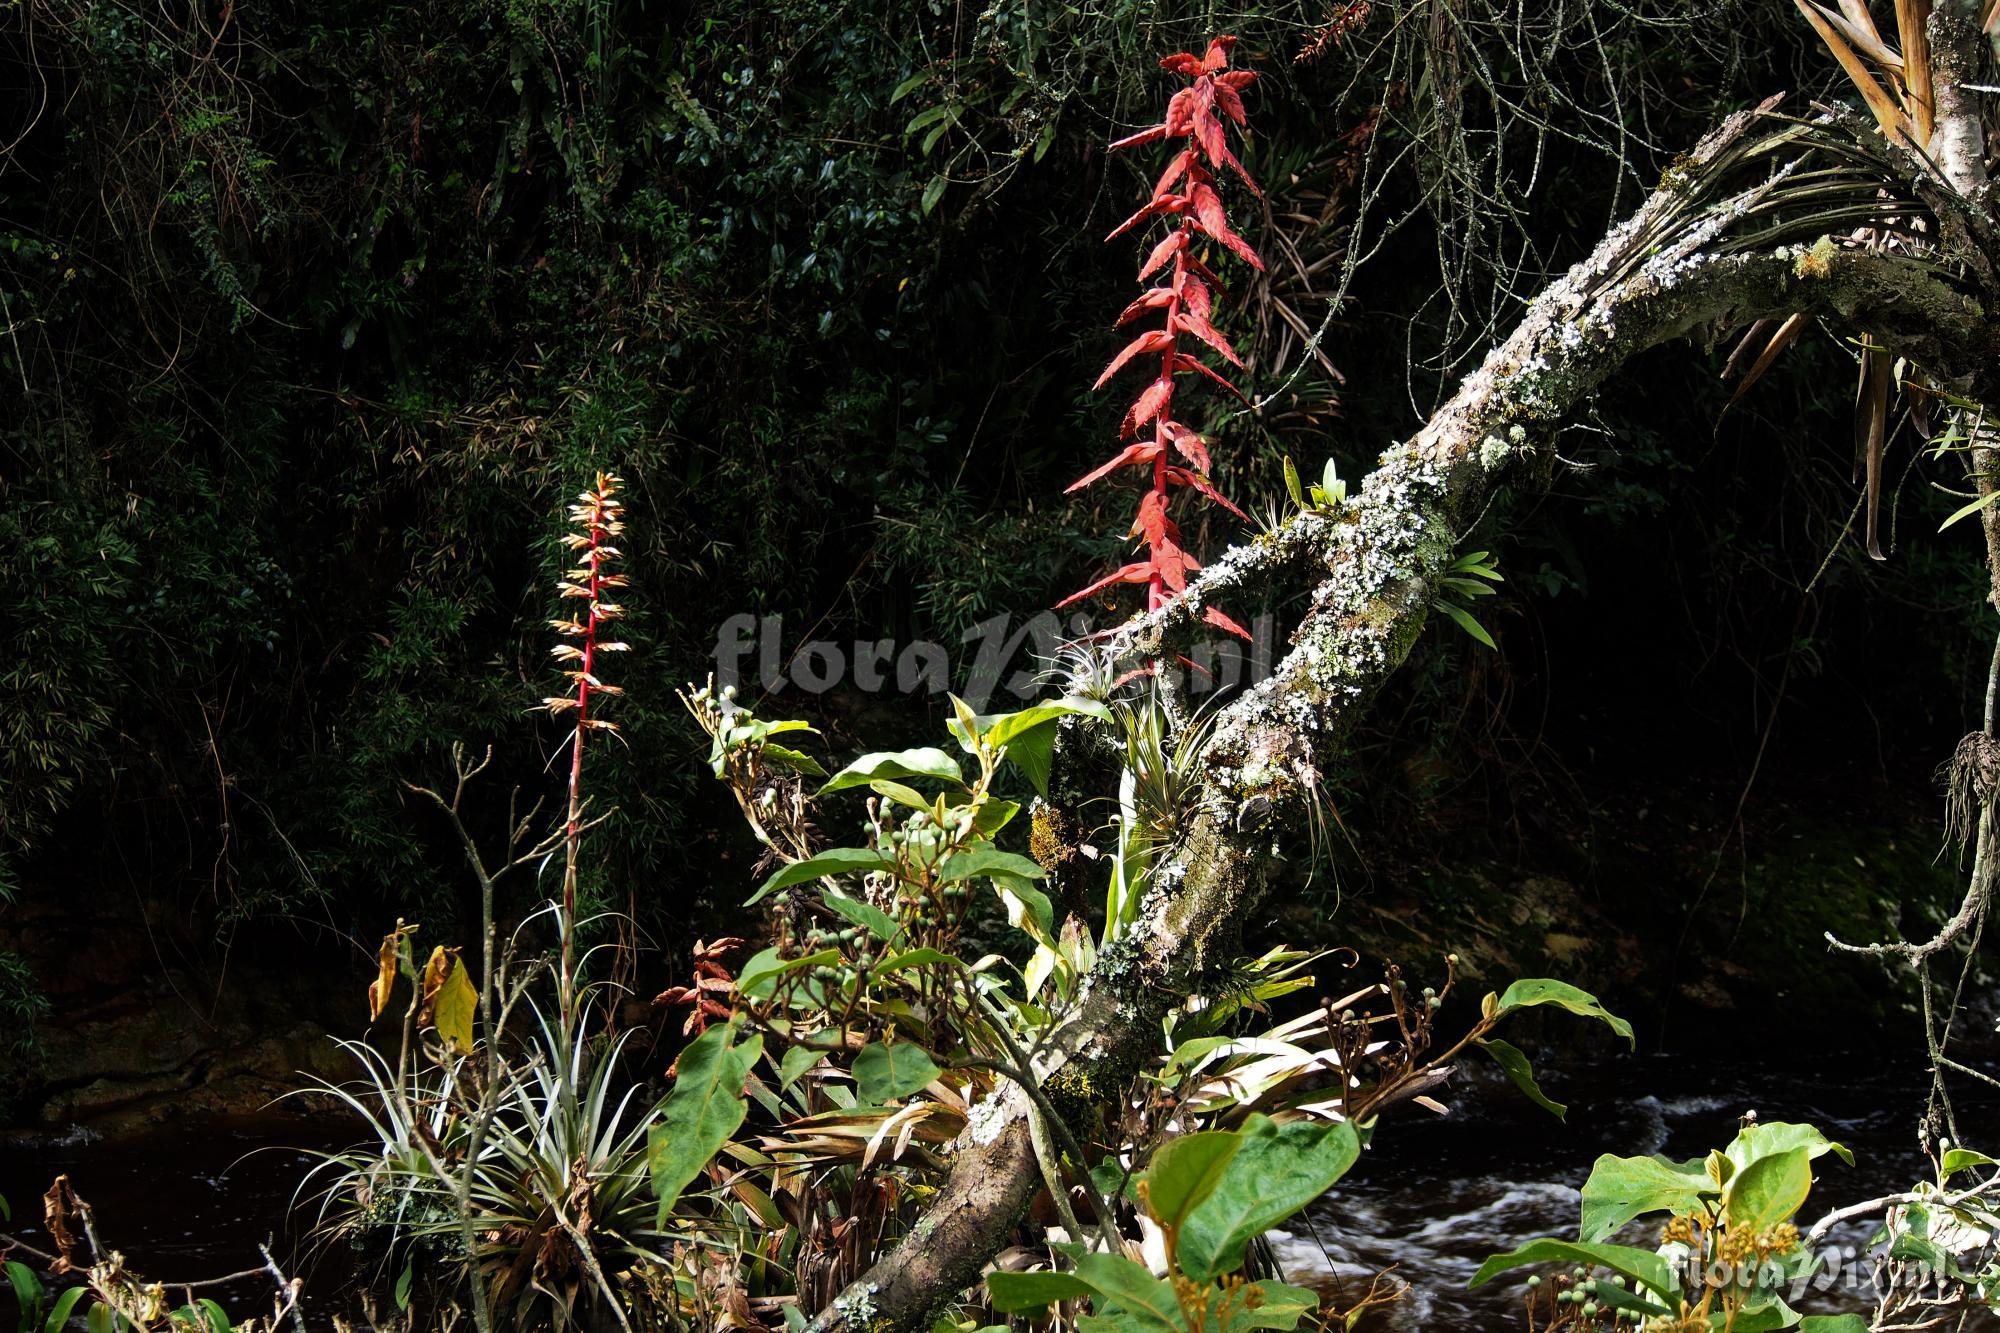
367 920 419 1021
419 946 478 1053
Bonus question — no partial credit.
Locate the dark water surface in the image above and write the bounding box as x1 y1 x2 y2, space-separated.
2 1054 1996 1329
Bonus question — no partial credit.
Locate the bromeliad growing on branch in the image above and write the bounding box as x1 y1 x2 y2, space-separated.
1061 36 1262 641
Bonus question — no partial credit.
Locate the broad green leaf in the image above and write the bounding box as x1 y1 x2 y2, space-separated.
1142 1131 1242 1231
822 890 900 943
946 697 1112 754
852 1041 941 1102
1177 1118 1362 1281
44 1287 88 1333
1723 1147 1812 1232
7 1260 43 1328
1162 1035 1236 1077
877 947 960 972
1228 1281 1320 1330
1726 1121 1854 1172
747 848 896 905
778 1042 820 1091
393 1260 414 1313
1799 1318 1870 1333
820 748 964 794
1494 979 1634 1048
761 744 826 778
736 947 840 999
1001 719 1059 796
86 1305 116 1333
995 882 1056 942
938 848 1046 883
1481 1039 1566 1120
1943 1146 1996 1178
1073 1253 1182 1330
971 797 1021 837
648 1023 764 1223
985 1270 1091 1313
1576 1277 1670 1319
1578 1153 1714 1243
1469 1239 1679 1303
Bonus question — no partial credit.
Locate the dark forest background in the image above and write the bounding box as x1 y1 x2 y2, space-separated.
1 0 1990 1108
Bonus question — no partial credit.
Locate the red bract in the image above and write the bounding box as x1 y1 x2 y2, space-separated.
1061 35 1263 641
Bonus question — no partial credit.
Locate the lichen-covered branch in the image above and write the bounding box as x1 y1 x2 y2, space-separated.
807 106 2000 1333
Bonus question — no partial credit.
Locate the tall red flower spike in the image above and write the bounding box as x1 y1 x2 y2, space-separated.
1060 35 1262 642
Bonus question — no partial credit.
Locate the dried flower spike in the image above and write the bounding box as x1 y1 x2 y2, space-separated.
543 471 630 1022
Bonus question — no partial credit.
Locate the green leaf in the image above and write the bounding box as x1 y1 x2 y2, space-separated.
985 1270 1092 1313
1469 1239 1679 1303
393 1259 415 1313
1282 457 1304 508
946 697 1111 755
648 1023 764 1224
877 947 960 972
86 1305 115 1333
1161 1035 1235 1076
1576 1277 1670 1320
1723 1147 1812 1232
43 1287 87 1333
852 1041 942 1102
761 744 827 778
971 797 1021 837
997 883 1056 944
820 748 964 794
1000 720 1058 796
1481 1039 1567 1120
1939 488 2000 531
736 947 840 999
1072 1253 1182 1330
822 889 900 943
7 1261 43 1330
747 848 897 905
903 103 956 135
778 1042 821 1091
1726 1121 1853 1172
1141 1131 1242 1231
1437 599 1497 649
1176 1118 1362 1281
1943 1146 1996 1178
939 849 1046 883
1798 1318 1870 1333
1494 978 1635 1048
1578 1153 1714 1243
1229 1282 1319 1330
921 175 947 215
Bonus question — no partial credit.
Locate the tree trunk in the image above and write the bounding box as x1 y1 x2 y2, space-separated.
809 60 2000 1333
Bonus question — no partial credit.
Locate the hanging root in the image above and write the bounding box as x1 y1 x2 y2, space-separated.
1939 730 2000 856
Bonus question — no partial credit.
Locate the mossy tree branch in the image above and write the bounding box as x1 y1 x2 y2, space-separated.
808 104 2000 1333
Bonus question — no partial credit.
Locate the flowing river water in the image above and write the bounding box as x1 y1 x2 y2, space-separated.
2 1053 1995 1330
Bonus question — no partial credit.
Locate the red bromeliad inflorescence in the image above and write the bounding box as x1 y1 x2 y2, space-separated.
1059 36 1263 642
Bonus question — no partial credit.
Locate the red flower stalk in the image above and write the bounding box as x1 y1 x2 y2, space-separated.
1059 36 1263 641
541 471 630 1024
